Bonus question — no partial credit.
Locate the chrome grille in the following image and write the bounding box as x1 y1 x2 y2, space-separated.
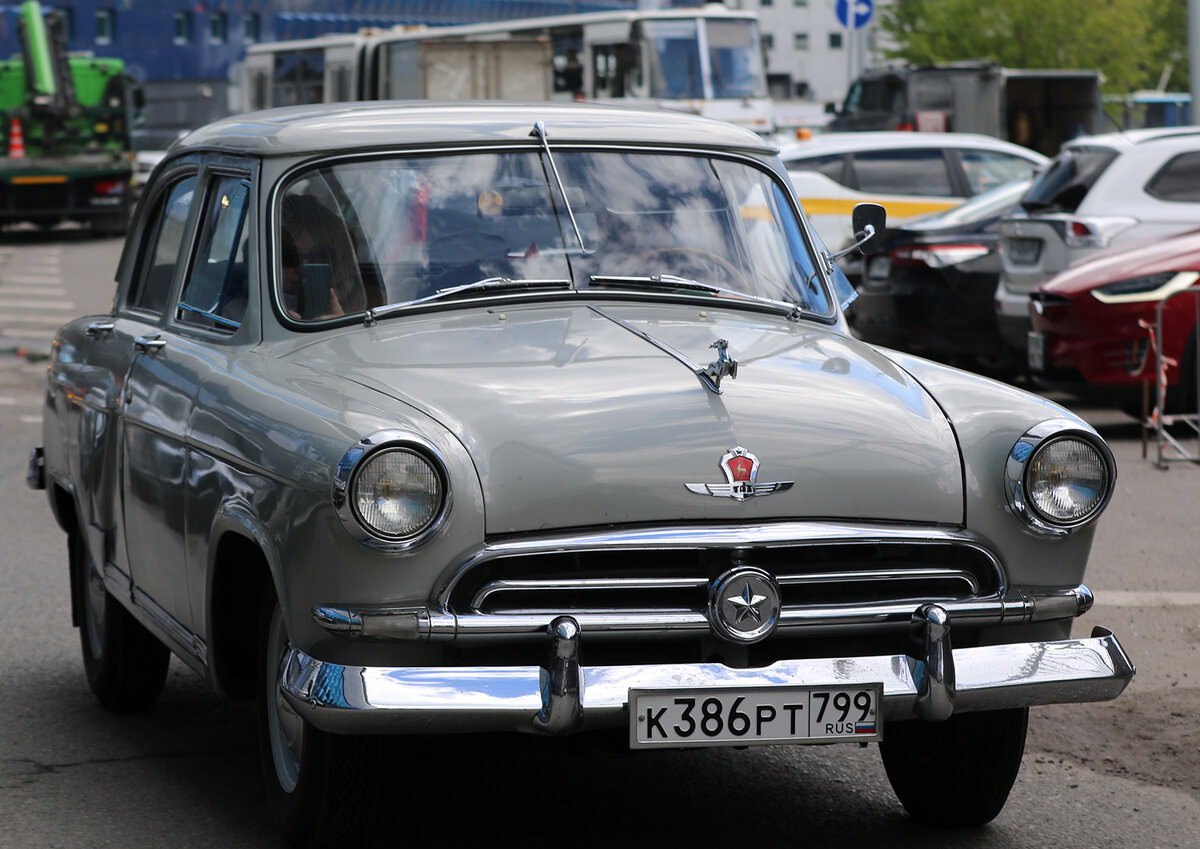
445 526 1004 631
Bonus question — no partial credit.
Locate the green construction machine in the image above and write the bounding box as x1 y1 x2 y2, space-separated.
0 0 142 234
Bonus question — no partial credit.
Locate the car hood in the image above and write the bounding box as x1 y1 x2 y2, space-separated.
285 303 963 534
1040 227 1200 296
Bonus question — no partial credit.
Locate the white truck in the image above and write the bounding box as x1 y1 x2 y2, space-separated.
242 32 551 111
827 63 1104 156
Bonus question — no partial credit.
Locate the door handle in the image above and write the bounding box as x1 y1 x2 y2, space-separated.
86 320 115 336
133 336 166 354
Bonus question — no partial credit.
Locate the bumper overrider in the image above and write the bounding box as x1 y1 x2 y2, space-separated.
280 604 1134 736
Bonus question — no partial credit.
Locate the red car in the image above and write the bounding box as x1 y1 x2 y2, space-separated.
1028 228 1200 413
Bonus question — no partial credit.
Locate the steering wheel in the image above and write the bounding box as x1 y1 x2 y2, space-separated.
612 246 748 291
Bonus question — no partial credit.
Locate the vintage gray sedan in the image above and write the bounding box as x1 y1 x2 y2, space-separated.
29 101 1132 847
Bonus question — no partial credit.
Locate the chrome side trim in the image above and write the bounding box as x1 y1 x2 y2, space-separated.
280 629 1135 735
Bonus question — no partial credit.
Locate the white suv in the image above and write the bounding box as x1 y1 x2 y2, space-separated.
996 127 1200 354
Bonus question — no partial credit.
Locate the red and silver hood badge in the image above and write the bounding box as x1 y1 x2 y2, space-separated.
684 447 794 501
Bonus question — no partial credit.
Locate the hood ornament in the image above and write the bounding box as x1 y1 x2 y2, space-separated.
685 446 794 501
701 338 738 393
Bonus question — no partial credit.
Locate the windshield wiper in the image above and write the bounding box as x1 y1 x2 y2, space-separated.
366 277 572 324
588 274 808 320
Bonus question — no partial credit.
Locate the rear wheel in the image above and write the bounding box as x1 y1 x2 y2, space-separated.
257 590 381 849
879 707 1028 827
73 530 170 711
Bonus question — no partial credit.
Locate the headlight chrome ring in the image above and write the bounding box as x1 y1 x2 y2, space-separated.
333 430 450 551
1005 419 1116 536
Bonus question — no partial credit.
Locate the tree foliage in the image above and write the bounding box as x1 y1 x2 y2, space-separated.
877 0 1188 94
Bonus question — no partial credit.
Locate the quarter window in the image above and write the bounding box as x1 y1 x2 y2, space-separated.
177 176 251 332
1146 151 1200 202
128 176 198 315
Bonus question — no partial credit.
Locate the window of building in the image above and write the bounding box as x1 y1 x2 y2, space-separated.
794 0 808 5
208 12 227 44
244 12 261 43
794 33 809 51
762 33 774 50
95 9 114 45
761 0 774 6
173 12 192 45
829 32 844 49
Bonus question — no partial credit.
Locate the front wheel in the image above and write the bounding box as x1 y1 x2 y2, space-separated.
257 591 381 849
879 707 1028 827
73 530 169 711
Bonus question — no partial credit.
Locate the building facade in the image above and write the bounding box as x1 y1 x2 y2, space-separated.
0 1 881 133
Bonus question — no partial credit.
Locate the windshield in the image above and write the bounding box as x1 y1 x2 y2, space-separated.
1020 146 1117 213
274 149 829 323
705 20 767 99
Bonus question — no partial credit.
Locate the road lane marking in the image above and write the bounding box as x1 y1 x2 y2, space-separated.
1092 591 1200 607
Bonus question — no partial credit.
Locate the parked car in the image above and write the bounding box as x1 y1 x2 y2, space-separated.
852 178 1031 374
29 101 1132 848
780 131 1047 259
1029 227 1200 414
997 127 1200 355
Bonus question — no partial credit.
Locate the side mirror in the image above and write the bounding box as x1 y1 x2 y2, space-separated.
850 203 886 255
824 102 838 115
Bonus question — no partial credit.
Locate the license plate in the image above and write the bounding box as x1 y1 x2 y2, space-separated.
629 685 882 749
1006 237 1042 265
1028 331 1045 371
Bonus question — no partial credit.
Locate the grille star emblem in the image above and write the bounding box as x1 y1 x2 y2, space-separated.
708 566 781 643
728 582 767 624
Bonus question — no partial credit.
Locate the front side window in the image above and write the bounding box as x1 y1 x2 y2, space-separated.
705 20 767 98
959 149 1042 195
178 176 251 332
643 20 703 99
128 176 198 315
274 149 829 324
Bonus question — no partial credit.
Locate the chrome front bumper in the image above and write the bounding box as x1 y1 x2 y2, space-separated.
281 605 1134 737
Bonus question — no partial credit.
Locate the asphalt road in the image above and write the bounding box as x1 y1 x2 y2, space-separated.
0 233 1197 848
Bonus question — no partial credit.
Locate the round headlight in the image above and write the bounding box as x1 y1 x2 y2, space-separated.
352 447 444 540
1005 421 1116 535
1026 437 1110 525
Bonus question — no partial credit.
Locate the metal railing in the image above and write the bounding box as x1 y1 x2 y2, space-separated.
1142 284 1200 468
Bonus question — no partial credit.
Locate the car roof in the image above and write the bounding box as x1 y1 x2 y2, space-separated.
777 131 1047 161
175 101 778 158
1063 127 1200 151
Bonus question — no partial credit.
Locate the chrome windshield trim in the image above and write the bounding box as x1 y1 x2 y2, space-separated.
530 120 589 255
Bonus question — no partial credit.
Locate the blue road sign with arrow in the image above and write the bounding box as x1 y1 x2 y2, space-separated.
836 0 874 29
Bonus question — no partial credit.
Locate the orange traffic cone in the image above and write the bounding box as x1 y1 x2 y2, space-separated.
8 117 25 158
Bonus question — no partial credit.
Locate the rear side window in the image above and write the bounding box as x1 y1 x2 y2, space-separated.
850 148 954 196
783 152 846 184
1020 146 1116 213
1146 151 1200 202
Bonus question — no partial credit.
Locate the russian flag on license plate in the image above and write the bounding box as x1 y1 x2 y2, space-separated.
855 722 876 734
